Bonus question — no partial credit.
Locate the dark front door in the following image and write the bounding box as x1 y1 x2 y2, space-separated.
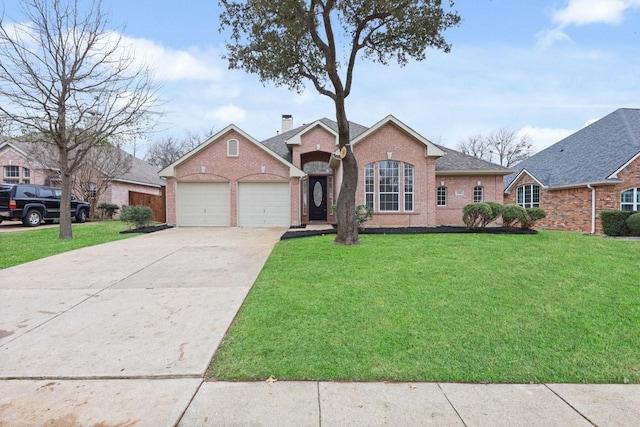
309 176 327 221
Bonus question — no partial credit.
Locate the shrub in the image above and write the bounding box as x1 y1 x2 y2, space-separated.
120 205 153 229
501 204 527 228
486 202 503 222
96 203 119 219
463 202 493 230
626 212 640 236
520 207 547 230
600 211 633 236
355 204 373 227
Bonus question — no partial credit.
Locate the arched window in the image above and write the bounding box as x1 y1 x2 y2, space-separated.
621 188 640 211
517 184 540 208
473 186 483 203
227 139 239 157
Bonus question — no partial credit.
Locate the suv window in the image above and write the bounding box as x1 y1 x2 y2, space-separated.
16 185 37 198
53 188 62 199
37 187 56 199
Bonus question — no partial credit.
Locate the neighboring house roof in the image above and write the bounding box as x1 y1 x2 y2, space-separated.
1 139 164 187
435 144 514 175
504 108 640 191
120 154 164 187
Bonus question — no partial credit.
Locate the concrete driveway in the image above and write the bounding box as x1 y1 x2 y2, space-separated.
0 227 284 426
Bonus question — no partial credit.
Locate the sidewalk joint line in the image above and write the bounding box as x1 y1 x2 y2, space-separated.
544 384 597 426
437 383 468 427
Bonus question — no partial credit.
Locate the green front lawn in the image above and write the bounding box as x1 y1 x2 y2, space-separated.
210 231 640 384
0 221 135 269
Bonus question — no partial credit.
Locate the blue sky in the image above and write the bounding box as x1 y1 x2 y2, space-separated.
4 0 640 155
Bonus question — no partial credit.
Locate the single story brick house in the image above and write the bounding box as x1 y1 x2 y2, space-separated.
504 108 640 234
160 115 512 227
0 139 165 210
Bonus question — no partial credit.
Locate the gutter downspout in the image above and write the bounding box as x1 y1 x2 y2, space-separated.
587 184 596 234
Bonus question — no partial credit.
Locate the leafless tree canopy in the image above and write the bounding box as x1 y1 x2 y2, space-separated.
146 128 216 169
0 0 161 239
457 128 533 167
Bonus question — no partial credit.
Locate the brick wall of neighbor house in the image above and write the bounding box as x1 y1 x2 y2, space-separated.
504 165 640 234
0 147 49 185
108 181 162 207
353 122 438 227
436 175 505 225
170 129 296 226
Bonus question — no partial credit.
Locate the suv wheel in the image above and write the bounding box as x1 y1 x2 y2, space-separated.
23 209 43 227
75 208 88 223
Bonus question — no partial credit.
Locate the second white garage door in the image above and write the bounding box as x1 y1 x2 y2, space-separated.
177 182 230 226
238 182 290 227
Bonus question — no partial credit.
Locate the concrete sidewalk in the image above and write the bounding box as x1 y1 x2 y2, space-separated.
1 227 639 426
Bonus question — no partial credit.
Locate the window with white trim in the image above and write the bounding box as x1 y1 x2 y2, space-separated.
516 184 540 208
365 163 375 210
621 188 640 211
404 163 414 211
379 160 399 211
437 186 447 206
4 165 19 178
473 186 483 203
23 167 30 178
227 139 239 157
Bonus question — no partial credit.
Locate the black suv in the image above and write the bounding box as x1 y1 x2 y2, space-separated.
0 184 90 227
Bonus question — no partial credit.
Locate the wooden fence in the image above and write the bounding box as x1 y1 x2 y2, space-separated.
129 189 166 223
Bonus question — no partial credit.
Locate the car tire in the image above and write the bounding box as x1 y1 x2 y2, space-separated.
23 209 43 227
75 208 88 223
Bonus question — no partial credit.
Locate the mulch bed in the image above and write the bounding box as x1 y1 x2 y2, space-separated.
280 226 537 240
120 224 175 234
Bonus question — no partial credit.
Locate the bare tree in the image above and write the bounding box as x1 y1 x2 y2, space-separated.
458 128 533 167
146 128 217 169
457 133 490 159
0 0 160 239
486 128 532 167
70 145 132 215
220 0 460 245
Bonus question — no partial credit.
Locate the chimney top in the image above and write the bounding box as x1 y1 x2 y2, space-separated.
281 114 293 133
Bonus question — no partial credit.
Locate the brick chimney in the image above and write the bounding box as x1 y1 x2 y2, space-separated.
281 114 293 133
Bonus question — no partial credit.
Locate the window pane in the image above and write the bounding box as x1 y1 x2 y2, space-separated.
437 186 446 206
365 163 375 210
379 161 399 211
404 193 413 211
404 164 414 211
474 186 483 203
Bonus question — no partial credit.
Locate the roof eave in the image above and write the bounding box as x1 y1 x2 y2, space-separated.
437 169 515 176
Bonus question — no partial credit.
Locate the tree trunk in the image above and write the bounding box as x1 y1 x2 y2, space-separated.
334 99 359 245
58 146 73 240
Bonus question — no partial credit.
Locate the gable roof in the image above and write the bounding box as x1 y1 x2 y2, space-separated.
504 108 640 190
260 118 368 162
159 124 305 178
351 115 446 157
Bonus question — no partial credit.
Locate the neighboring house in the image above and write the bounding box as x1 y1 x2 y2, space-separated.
0 139 165 210
504 108 640 234
159 115 512 228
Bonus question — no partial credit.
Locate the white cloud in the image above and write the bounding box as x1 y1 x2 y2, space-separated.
517 125 575 152
551 0 640 27
114 33 224 82
205 105 247 124
535 28 573 49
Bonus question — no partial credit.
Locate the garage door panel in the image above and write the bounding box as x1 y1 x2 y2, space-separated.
238 183 290 227
178 182 229 226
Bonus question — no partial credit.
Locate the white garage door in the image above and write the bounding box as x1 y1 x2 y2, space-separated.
238 182 290 227
177 182 230 226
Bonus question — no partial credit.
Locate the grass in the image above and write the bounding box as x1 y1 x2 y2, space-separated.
210 231 640 384
0 221 136 269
